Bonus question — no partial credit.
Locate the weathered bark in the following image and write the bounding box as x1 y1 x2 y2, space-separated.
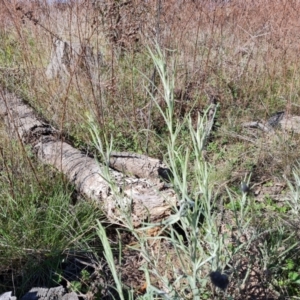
20 286 79 300
0 90 177 226
21 286 66 300
45 39 99 80
109 152 171 182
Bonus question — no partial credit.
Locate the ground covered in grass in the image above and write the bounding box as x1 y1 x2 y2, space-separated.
1 0 300 299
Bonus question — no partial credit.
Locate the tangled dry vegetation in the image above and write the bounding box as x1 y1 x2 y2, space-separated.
1 0 300 299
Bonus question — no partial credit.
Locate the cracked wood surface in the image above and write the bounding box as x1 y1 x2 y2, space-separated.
0 90 177 226
109 151 171 182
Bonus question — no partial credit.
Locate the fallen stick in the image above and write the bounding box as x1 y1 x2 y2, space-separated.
242 121 273 132
243 113 300 134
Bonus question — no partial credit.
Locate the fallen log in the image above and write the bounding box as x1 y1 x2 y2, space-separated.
109 151 171 183
0 90 177 226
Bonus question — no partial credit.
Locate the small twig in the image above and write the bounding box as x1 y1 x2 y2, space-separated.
15 5 62 41
242 121 273 133
222 130 257 144
145 0 162 154
0 67 21 70
0 147 15 199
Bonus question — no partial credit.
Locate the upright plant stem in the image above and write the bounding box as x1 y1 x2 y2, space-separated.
145 0 162 154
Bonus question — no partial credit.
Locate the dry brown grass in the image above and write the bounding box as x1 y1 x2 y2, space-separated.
3 0 300 131
2 0 300 298
2 0 300 208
